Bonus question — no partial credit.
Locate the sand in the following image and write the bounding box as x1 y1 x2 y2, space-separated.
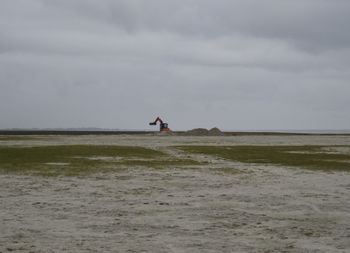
0 135 350 253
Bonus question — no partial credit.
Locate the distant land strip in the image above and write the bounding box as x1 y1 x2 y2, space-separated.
0 130 350 136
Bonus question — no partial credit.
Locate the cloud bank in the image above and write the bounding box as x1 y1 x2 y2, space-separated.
1 0 349 130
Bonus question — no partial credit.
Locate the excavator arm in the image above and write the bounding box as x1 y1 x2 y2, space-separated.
149 117 163 126
149 117 171 132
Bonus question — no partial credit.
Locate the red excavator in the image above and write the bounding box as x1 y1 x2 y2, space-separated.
149 117 171 132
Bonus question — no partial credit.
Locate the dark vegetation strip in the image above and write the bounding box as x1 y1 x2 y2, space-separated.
177 145 350 171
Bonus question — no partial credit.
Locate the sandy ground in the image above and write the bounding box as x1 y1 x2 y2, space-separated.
1 135 350 253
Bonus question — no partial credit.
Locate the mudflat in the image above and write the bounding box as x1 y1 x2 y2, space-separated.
0 135 349 252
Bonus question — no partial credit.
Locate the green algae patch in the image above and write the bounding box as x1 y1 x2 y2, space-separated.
118 158 200 168
0 136 41 141
0 145 197 176
177 145 350 171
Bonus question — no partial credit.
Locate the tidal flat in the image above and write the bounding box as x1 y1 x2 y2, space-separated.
0 134 349 252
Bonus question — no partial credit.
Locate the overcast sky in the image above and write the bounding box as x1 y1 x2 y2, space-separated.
1 0 350 130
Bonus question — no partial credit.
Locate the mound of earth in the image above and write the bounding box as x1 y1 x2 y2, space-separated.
186 128 209 136
186 127 224 136
208 127 224 136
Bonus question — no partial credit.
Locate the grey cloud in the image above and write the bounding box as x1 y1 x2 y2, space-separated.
34 0 350 50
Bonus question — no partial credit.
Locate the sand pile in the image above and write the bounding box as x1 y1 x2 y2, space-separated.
186 127 224 136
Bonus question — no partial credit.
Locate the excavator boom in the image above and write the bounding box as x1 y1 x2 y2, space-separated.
149 117 171 132
149 117 163 125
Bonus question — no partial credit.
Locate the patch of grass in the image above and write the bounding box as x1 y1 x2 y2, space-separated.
177 145 350 171
0 145 198 176
0 136 40 141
